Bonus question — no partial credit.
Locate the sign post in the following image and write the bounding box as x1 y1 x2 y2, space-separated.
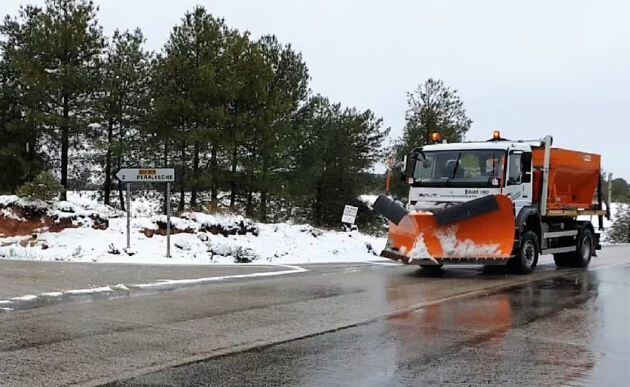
116 168 175 257
166 182 171 258
126 183 131 249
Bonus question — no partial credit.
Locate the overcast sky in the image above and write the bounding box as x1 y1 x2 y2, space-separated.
3 0 629 178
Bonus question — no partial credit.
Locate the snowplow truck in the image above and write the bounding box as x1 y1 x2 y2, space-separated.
374 132 609 274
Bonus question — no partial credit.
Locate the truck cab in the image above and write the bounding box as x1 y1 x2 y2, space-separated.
405 137 533 218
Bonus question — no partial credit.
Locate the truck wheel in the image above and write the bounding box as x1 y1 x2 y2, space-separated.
570 228 594 268
553 253 572 268
509 231 539 274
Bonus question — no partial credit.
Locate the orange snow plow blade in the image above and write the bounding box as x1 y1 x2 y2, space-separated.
374 195 515 265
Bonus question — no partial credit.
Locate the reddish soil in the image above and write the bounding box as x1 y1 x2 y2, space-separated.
0 205 108 237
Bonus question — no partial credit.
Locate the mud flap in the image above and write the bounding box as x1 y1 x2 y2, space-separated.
382 195 515 262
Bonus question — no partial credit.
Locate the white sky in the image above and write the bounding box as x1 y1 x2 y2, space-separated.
3 0 629 178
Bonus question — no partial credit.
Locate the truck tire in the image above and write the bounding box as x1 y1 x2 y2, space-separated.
553 253 572 268
568 228 594 268
509 231 539 274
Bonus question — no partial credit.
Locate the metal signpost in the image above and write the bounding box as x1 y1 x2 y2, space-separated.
126 183 131 249
115 168 175 257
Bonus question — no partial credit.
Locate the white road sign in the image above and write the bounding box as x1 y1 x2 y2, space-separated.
115 168 175 182
116 167 175 258
341 205 358 224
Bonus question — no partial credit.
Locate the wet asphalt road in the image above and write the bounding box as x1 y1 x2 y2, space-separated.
1 246 629 386
0 260 283 299
113 266 630 386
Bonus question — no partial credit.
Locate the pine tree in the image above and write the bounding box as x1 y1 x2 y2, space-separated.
99 28 152 205
289 96 389 226
0 58 42 192
153 7 228 210
0 0 105 199
609 178 629 203
608 204 630 243
222 31 268 211
399 78 472 156
255 35 309 220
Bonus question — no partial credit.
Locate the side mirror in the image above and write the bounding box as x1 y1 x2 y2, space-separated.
399 155 408 182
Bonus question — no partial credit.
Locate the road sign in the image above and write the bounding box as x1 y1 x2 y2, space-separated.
341 205 358 224
116 167 174 258
115 168 175 183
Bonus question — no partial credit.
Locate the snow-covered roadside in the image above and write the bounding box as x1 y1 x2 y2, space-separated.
0 192 387 265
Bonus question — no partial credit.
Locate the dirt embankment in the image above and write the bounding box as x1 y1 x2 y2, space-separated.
0 200 108 238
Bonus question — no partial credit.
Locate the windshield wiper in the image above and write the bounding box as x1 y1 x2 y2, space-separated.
449 152 462 179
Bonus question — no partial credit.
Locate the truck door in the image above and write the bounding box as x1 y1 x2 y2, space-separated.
505 150 533 216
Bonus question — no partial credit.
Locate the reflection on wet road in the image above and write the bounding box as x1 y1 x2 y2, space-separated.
113 265 630 386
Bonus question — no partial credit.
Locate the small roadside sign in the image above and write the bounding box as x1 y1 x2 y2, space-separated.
341 205 358 224
115 168 175 183
115 167 175 258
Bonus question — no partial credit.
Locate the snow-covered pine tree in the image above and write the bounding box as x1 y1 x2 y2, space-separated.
608 204 630 243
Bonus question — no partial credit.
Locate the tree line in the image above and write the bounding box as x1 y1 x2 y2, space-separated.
2 0 625 237
608 178 630 203
0 0 389 226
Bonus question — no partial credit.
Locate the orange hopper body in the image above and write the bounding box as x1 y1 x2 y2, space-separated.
532 148 601 211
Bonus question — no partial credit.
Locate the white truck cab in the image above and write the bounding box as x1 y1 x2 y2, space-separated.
405 133 534 219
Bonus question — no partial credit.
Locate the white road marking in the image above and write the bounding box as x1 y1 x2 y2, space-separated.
41 292 63 297
65 286 115 295
366 261 401 266
319 265 366 276
0 265 308 310
10 294 37 301
130 265 307 289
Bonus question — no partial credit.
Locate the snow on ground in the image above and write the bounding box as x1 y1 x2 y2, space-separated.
1 191 622 266
0 192 387 265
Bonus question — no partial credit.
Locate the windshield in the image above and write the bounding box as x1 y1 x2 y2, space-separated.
412 149 506 188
